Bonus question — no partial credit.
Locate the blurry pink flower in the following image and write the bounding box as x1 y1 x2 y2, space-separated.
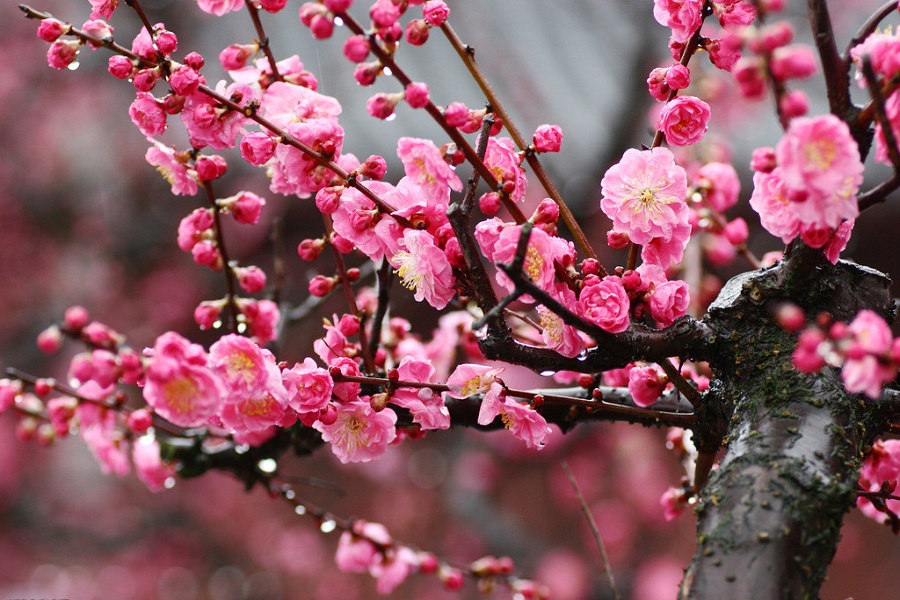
696 162 740 212
133 436 175 492
261 81 342 129
391 357 450 430
579 276 631 334
89 0 119 20
858 440 900 523
792 328 826 373
197 0 243 16
282 357 334 413
707 32 743 71
600 147 689 246
390 229 456 310
537 286 585 358
372 546 419 594
628 363 668 407
314 400 397 463
657 95 710 146
849 310 893 355
748 169 801 243
236 298 280 344
823 219 854 264
770 44 818 81
660 486 687 521
81 409 130 476
218 384 288 433
842 355 894 399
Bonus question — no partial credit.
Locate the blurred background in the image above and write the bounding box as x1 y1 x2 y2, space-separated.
2 0 900 598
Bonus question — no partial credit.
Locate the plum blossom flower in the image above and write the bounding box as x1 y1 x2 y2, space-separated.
208 334 270 395
657 95 711 146
133 436 175 492
484 137 527 202
196 0 244 16
145 141 198 196
314 400 397 463
579 276 631 334
396 137 463 204
858 440 900 524
390 229 456 310
143 332 225 428
537 285 585 358
390 357 450 430
445 364 504 398
600 147 689 247
653 0 704 44
498 400 552 449
282 357 333 413
628 363 668 407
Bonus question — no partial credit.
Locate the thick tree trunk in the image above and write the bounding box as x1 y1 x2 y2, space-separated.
681 247 894 599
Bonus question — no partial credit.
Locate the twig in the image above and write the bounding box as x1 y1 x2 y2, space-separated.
561 461 622 600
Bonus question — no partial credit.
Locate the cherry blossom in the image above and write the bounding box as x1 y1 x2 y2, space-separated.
314 400 398 463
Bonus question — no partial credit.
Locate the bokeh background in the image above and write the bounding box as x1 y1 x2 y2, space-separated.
2 1 900 598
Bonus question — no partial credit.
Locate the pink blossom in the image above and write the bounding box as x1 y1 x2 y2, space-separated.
197 0 244 16
220 43 257 71
748 169 801 243
133 436 175 492
143 332 225 428
237 298 280 344
842 355 894 399
314 400 397 463
579 276 631 334
792 328 826 373
648 279 690 327
628 363 668 407
282 357 334 413
696 162 740 212
81 408 130 476
335 531 379 573
422 0 450 26
390 229 456 310
653 0 704 44
537 285 585 358
366 92 401 119
445 364 504 398
404 83 430 109
532 124 563 153
397 137 463 204
479 223 573 297
169 64 202 97
499 400 552 450
371 546 419 594
484 137 527 202
37 19 66 43
220 190 266 224
208 334 270 394
181 85 253 150
849 310 893 355
108 55 134 79
770 45 818 81
775 115 863 213
145 142 198 196
47 40 79 70
823 219 854 264
267 119 345 198
858 440 900 523
666 63 691 89
218 384 287 433
600 147 689 246
81 19 114 49
660 487 688 521
391 357 450 430
657 96 711 146
706 32 743 71
89 0 119 20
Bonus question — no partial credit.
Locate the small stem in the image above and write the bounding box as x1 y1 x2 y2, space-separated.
244 0 282 82
440 23 598 262
562 461 622 600
204 181 242 334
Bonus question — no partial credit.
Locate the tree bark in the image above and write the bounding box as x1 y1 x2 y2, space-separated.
681 247 894 599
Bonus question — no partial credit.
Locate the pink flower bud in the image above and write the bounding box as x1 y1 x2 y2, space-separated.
331 233 355 254
770 45 817 81
353 61 381 86
127 409 154 434
406 19 430 46
220 43 256 71
359 155 388 180
533 198 559 223
779 89 808 118
129 92 167 137
706 32 743 72
231 191 266 225
155 30 178 56
310 14 335 39
343 35 370 62
665 64 691 89
192 240 221 268
161 93 186 115
299 2 327 26
377 22 403 44
237 265 267 293
184 52 205 70
751 21 794 54
337 314 360 336
132 68 161 92
37 19 66 43
194 300 222 329
82 19 114 48
405 82 430 109
309 275 336 297
108 55 135 79
240 132 278 166
195 154 227 181
444 102 469 127
733 58 766 99
324 0 353 11
750 146 777 173
723 218 749 245
775 303 806 332
64 305 90 331
423 0 450 26
532 124 563 153
315 186 343 214
607 230 630 249
479 192 501 215
370 0 401 28
37 325 63 354
298 238 326 261
366 92 401 119
259 0 288 12
47 39 79 70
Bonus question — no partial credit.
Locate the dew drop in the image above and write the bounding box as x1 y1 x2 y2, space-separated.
257 458 277 473
383 66 393 77
294 504 307 516
334 16 344 27
320 519 337 533
67 61 80 71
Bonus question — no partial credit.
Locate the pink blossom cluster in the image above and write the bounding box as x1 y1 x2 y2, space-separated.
749 114 862 260
858 440 900 525
791 309 900 399
850 28 900 165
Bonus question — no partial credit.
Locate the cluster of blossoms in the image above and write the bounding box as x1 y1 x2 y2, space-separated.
749 114 862 260
851 26 900 166
858 439 900 526
789 307 900 399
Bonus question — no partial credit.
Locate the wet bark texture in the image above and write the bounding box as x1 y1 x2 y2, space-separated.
681 246 894 599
